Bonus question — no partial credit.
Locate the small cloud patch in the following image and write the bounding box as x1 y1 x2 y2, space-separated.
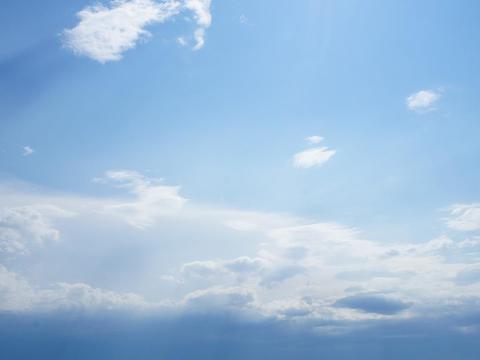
22 146 34 156
406 89 441 112
293 136 336 169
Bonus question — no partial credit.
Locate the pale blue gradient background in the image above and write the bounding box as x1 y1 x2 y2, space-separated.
1 0 480 358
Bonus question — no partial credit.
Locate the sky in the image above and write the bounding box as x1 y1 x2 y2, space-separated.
1 0 480 358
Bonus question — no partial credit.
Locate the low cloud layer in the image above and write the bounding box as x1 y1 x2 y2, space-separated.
0 171 479 354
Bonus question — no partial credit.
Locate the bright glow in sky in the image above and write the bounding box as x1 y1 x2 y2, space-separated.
1 0 480 359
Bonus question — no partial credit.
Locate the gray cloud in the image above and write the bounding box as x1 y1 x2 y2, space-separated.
334 294 412 315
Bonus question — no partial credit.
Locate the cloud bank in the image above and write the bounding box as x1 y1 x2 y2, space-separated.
0 170 479 358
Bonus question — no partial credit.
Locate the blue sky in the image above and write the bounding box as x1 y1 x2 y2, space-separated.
1 0 480 358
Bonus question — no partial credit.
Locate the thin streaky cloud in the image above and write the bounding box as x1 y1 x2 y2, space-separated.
94 170 187 229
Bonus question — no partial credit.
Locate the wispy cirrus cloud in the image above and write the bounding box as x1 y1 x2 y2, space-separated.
94 170 187 229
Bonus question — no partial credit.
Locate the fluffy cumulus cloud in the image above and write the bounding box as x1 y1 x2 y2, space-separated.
63 0 213 63
184 0 212 50
63 0 181 63
0 265 34 311
293 136 336 168
446 203 480 231
406 89 441 112
166 218 480 322
0 266 149 312
0 205 73 255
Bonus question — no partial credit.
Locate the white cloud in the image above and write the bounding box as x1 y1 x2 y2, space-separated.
22 146 34 156
0 205 74 255
225 219 259 232
63 0 214 62
293 147 336 168
184 0 211 27
0 265 149 312
261 298 314 319
406 89 440 112
192 28 206 50
224 257 265 274
96 170 187 228
446 204 480 231
63 0 182 63
306 135 324 144
0 265 34 311
184 0 212 50
2 172 480 324
35 282 148 311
